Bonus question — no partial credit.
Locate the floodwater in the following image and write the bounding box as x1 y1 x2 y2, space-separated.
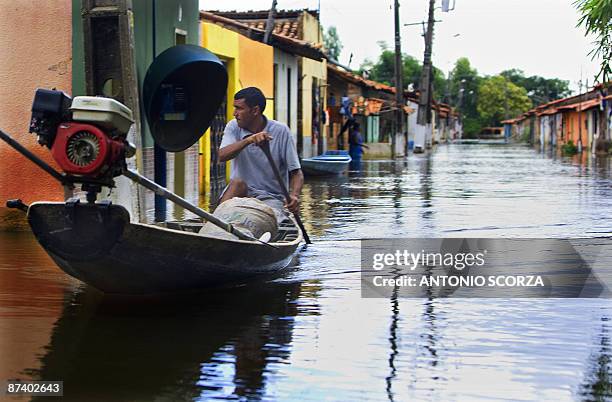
2 142 612 401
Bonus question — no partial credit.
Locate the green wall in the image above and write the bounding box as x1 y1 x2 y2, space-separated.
71 0 199 147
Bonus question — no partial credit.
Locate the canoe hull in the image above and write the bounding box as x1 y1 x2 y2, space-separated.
301 154 351 176
27 202 301 294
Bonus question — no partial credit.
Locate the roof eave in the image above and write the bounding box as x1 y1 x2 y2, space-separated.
200 11 326 61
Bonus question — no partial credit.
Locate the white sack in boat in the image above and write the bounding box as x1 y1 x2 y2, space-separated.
199 197 279 240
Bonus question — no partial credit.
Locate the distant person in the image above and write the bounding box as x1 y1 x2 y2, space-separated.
218 87 303 214
348 121 368 169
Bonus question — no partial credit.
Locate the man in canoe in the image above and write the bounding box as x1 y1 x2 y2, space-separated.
218 87 303 215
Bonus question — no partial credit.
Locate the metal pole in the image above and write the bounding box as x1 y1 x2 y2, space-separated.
263 0 277 44
504 79 509 120
578 78 584 152
393 0 404 158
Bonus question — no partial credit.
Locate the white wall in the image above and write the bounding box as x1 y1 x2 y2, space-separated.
273 49 298 145
414 123 429 152
407 100 419 147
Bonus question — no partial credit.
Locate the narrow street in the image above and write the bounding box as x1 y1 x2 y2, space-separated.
2 142 611 400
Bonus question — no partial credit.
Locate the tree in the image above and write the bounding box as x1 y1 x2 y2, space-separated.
575 0 612 82
500 69 571 105
359 42 444 97
449 57 482 135
323 26 343 61
432 66 447 101
402 55 423 90
477 76 533 127
359 47 396 85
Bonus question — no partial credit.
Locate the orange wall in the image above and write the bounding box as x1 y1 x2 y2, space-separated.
563 110 588 148
0 1 72 229
237 35 274 119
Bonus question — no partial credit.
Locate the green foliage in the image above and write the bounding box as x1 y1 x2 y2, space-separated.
323 26 343 61
359 48 399 85
450 58 481 122
477 76 532 127
403 55 423 89
360 44 422 89
359 42 445 98
359 49 570 135
575 0 612 82
462 117 483 138
432 66 447 101
500 69 571 105
562 140 578 155
520 126 531 143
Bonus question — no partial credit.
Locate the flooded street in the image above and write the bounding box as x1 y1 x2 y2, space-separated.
2 142 612 401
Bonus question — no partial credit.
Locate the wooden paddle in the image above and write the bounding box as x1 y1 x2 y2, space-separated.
259 141 312 244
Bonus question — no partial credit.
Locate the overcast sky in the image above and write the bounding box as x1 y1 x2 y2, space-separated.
200 0 600 94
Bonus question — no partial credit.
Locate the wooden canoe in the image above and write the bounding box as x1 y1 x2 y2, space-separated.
27 202 302 294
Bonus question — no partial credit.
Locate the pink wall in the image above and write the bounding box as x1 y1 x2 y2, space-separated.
0 0 72 229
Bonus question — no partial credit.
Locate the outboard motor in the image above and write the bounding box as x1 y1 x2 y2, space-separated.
29 89 135 199
25 45 227 204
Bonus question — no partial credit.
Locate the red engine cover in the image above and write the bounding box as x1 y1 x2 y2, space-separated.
51 123 124 177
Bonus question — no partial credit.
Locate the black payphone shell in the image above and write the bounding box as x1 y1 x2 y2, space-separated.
143 45 228 152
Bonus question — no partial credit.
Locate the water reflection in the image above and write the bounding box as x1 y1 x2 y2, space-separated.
29 281 314 401
0 232 77 384
580 315 612 401
3 143 612 400
385 272 400 402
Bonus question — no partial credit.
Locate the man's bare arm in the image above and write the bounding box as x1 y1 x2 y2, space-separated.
219 138 250 163
285 169 304 213
289 169 304 197
219 132 272 162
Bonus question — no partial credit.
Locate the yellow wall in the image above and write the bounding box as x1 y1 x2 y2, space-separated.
200 22 240 122
199 22 275 198
299 57 327 157
296 12 327 157
238 35 274 120
200 22 240 197
301 12 323 44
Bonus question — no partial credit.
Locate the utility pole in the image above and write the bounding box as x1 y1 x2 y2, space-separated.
504 79 509 120
457 82 464 111
417 0 436 144
578 77 584 153
82 0 145 222
263 0 277 44
393 0 404 158
445 70 452 105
